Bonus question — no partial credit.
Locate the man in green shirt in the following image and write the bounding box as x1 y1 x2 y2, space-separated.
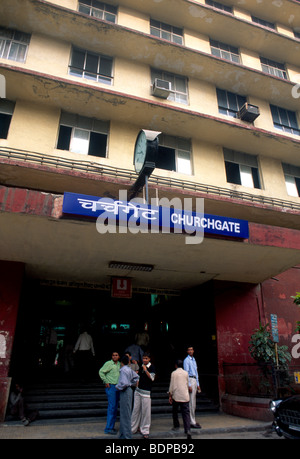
99 351 120 434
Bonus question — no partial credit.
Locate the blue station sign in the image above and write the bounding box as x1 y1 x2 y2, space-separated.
62 192 249 239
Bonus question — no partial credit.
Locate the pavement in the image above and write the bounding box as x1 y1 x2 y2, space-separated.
0 412 271 440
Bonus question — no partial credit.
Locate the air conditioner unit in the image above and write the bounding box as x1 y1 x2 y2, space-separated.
152 78 171 98
238 102 260 122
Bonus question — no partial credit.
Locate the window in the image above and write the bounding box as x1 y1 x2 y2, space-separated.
57 112 109 157
251 16 275 30
270 105 300 136
260 57 287 79
0 27 30 63
150 19 183 45
69 47 113 85
295 31 300 40
210 40 240 63
156 134 192 174
78 1 117 22
151 69 188 104
205 0 232 13
282 164 300 197
0 100 15 139
216 88 246 118
224 148 261 189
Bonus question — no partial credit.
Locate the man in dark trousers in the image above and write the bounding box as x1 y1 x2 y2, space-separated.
168 360 192 440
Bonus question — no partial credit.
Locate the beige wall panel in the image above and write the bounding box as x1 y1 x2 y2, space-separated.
26 34 70 77
118 6 149 32
259 157 287 197
114 58 150 98
193 142 225 186
277 24 295 38
288 65 300 84
7 101 60 154
47 0 77 9
184 30 211 54
107 121 137 169
240 49 261 71
233 8 251 21
189 79 218 116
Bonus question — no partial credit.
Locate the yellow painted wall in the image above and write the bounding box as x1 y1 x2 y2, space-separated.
259 157 288 197
1 28 298 141
6 101 60 155
277 24 295 38
2 95 297 203
26 34 70 76
44 0 298 39
118 6 149 32
47 0 77 9
240 49 261 71
1 2 299 204
233 8 251 22
184 30 211 54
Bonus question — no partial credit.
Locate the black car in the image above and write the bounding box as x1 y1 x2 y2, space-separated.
270 395 300 439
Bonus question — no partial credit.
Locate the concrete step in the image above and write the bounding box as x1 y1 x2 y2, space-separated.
6 379 219 421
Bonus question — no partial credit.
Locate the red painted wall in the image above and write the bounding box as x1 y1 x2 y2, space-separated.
0 261 24 421
262 267 300 366
215 269 300 370
214 268 300 420
214 281 260 380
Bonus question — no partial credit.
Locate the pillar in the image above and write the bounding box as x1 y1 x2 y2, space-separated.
0 261 24 422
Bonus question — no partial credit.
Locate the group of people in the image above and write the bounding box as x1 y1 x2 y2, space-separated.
99 345 201 440
8 334 202 439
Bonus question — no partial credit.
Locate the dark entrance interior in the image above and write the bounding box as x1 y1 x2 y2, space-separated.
10 280 219 402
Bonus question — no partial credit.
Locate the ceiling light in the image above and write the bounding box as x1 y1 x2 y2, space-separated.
109 261 154 272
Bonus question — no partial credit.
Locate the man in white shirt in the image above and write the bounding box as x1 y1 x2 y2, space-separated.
183 346 201 429
168 360 192 440
74 330 95 355
73 328 95 380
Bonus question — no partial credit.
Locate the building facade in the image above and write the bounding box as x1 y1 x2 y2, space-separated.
0 0 300 421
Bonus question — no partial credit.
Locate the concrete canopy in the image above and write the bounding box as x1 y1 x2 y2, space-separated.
0 188 300 292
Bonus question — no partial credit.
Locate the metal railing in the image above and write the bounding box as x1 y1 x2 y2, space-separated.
1 146 300 211
222 363 300 399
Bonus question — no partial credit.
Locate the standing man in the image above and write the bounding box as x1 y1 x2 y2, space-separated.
183 346 201 429
99 351 120 435
116 355 139 439
131 352 155 439
168 360 192 440
73 327 95 380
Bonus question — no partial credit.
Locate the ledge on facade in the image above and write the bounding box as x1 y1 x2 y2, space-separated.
1 147 300 215
1 64 300 165
0 184 63 218
1 0 299 92
221 394 273 422
2 0 297 66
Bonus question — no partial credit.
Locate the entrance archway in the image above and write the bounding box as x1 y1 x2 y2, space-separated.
10 280 219 403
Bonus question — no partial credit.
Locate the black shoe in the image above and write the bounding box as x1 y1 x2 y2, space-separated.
105 429 117 435
191 423 201 429
186 431 192 440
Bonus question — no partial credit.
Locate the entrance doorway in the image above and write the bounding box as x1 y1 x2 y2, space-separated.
10 280 219 401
